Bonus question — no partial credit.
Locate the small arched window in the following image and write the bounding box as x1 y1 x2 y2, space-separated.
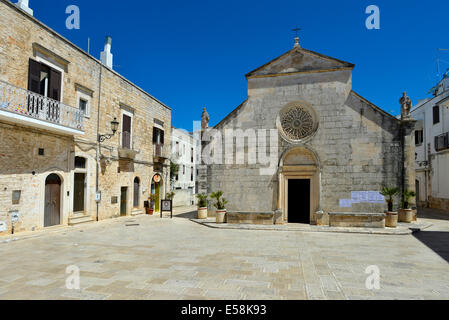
133 177 140 208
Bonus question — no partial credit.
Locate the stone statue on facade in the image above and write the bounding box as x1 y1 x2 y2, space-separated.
400 92 412 120
201 107 209 129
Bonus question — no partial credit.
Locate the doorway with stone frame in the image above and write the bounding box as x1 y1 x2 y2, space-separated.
278 147 321 224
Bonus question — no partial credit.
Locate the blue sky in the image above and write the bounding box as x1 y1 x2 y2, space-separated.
28 0 449 130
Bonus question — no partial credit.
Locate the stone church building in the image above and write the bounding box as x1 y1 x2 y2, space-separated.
200 38 416 227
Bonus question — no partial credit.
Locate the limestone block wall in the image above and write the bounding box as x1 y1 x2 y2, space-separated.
0 123 73 235
172 189 196 207
0 0 171 234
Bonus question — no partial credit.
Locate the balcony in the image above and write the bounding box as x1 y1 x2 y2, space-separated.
154 143 168 163
0 80 84 135
118 131 139 160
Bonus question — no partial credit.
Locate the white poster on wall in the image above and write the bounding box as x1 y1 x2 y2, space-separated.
351 192 360 204
339 199 352 208
0 221 7 232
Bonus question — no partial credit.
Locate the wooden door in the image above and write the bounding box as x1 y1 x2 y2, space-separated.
120 187 127 216
154 182 161 213
45 175 61 227
73 173 85 213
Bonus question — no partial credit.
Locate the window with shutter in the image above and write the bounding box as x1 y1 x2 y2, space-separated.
153 127 158 143
433 106 440 125
49 69 62 102
122 114 132 149
152 127 165 145
415 130 423 145
28 59 41 94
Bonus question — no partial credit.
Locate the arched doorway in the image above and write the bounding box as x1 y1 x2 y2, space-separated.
151 173 163 213
133 177 140 208
278 147 320 224
45 173 62 227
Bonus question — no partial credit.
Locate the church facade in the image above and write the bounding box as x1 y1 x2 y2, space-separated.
199 38 416 226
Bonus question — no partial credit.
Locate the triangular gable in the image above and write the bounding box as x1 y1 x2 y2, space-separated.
245 47 355 79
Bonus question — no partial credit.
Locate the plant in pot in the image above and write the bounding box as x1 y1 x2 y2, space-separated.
399 190 416 223
210 191 228 224
380 186 400 228
166 191 175 200
146 194 155 215
196 193 208 219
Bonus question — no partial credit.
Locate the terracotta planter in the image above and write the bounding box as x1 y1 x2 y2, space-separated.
197 207 208 219
385 211 398 228
399 209 413 223
216 209 226 224
146 208 154 215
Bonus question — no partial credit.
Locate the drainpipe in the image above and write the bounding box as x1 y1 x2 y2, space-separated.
95 65 103 222
400 122 406 207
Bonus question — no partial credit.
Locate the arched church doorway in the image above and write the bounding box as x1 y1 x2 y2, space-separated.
279 147 320 224
45 173 62 227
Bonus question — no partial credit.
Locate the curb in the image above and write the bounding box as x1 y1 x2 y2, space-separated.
190 219 433 236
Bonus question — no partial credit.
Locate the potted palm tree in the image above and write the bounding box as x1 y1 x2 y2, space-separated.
146 194 155 215
380 187 400 228
210 191 228 224
399 190 416 223
196 194 208 219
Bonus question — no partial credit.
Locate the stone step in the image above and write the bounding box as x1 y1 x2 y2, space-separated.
131 209 144 216
68 215 94 226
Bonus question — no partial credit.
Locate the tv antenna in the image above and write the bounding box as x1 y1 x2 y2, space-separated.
437 48 449 82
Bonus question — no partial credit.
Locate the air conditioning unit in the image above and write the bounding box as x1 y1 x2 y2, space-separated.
435 132 449 151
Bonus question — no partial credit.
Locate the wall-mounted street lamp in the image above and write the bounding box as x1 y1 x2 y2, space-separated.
95 117 119 222
98 117 119 142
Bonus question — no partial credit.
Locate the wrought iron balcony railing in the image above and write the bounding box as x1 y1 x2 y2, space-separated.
0 80 84 132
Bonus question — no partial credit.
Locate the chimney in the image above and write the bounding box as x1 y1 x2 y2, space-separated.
100 36 113 69
16 0 33 16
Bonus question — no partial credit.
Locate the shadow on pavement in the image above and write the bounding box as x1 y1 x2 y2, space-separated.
413 231 449 264
174 210 197 219
418 207 449 221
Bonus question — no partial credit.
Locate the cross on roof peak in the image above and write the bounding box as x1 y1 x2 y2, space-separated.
292 27 301 48
292 27 301 37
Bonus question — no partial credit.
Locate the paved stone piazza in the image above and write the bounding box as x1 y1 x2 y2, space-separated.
0 207 448 300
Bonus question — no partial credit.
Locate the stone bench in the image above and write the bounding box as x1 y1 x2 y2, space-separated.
226 211 283 225
328 212 386 228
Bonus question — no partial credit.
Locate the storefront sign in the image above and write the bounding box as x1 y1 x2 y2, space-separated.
160 199 173 219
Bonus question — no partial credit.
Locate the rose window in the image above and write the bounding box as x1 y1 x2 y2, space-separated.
280 107 315 140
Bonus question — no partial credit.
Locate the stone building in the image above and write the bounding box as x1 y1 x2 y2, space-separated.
0 0 171 235
199 37 416 227
411 73 449 212
170 127 199 207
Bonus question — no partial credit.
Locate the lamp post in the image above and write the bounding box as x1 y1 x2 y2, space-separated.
96 117 119 221
98 117 119 142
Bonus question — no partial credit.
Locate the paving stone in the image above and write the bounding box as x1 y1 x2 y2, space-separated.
0 213 448 299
